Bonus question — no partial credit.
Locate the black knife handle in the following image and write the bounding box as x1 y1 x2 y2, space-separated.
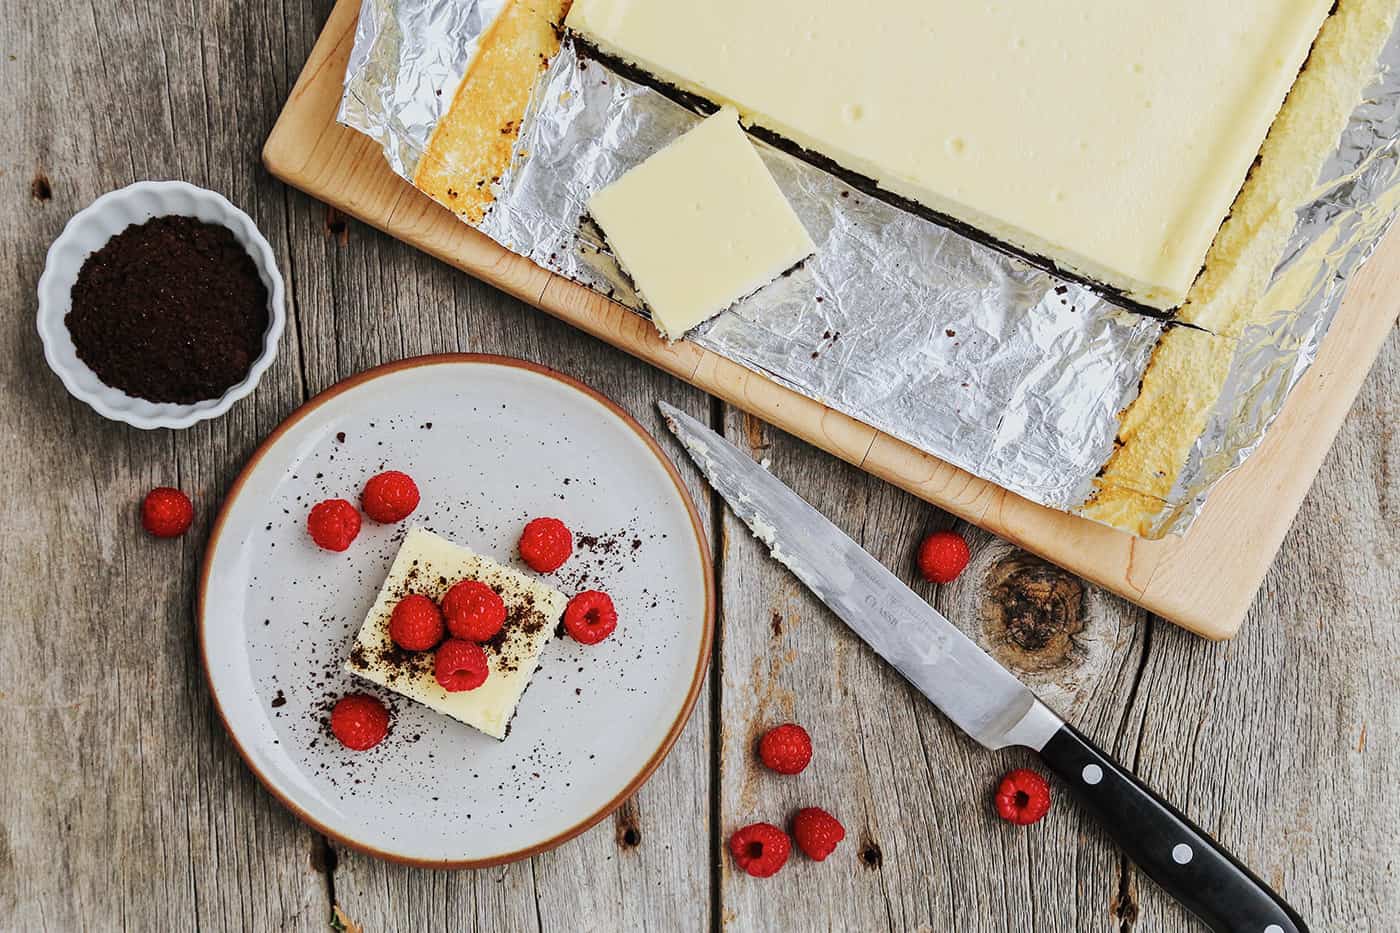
1038 723 1307 933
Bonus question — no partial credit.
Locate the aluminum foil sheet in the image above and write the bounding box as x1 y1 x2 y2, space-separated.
339 0 1400 537
341 0 509 177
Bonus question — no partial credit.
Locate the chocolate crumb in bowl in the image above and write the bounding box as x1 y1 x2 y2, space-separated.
65 215 269 404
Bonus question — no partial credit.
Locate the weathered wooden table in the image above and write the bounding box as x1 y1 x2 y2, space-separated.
2 2 1396 929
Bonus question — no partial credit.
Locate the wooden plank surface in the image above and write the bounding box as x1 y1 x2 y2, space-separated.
260 0 1400 640
0 1 1395 931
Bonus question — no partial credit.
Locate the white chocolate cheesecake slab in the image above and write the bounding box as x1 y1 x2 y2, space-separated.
588 106 816 340
345 527 567 740
567 0 1334 310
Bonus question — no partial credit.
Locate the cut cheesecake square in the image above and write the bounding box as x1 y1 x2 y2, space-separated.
567 0 1336 310
588 106 816 340
345 527 568 740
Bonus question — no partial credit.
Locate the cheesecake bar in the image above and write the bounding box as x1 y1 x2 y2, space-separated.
588 106 816 341
345 527 567 740
567 0 1334 311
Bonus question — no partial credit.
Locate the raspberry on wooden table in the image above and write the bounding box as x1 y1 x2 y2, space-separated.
388 594 445 651
442 580 508 642
791 807 845 861
307 498 361 552
329 694 390 751
994 768 1052 826
563 590 618 645
729 823 792 878
758 723 812 775
518 516 573 572
434 638 489 692
361 470 420 523
916 529 970 584
141 487 194 538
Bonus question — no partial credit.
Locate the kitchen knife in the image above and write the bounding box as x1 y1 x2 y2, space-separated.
659 401 1306 933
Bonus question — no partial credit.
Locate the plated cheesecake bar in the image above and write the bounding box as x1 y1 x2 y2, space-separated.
346 527 567 739
566 0 1334 311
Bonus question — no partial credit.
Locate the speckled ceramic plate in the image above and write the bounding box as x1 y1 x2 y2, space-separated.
200 355 712 866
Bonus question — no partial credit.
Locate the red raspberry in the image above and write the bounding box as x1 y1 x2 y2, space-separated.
518 517 572 572
758 723 812 775
562 590 618 645
388 594 444 651
441 580 507 642
307 498 361 551
917 529 970 584
791 807 845 861
994 768 1052 826
141 487 194 538
361 470 420 524
729 823 791 878
434 638 489 692
329 694 390 751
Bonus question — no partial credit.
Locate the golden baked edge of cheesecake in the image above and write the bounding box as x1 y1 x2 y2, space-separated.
412 0 571 224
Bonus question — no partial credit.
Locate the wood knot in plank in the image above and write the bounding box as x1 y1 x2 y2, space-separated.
309 837 338 875
980 554 1085 675
30 172 52 201
1111 862 1139 930
741 412 770 455
614 798 642 850
324 205 349 244
858 841 882 869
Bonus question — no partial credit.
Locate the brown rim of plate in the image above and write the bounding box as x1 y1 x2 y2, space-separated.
197 352 716 870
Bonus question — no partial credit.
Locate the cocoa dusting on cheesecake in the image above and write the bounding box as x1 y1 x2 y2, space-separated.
348 639 434 688
482 591 548 674
346 559 553 684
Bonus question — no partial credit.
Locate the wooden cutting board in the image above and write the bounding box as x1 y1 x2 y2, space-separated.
263 0 1400 639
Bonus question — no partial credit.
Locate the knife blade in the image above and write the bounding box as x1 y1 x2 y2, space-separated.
659 401 1058 751
660 400 1307 933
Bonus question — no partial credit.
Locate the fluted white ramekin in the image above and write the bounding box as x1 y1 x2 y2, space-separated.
36 181 285 430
